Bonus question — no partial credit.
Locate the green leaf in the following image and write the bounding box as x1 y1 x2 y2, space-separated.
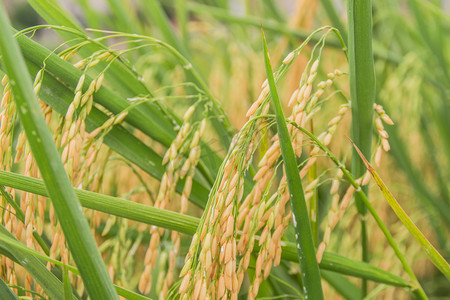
63 266 72 300
262 28 324 299
0 226 70 299
0 5 118 299
20 59 210 208
27 0 152 98
281 243 410 288
0 170 413 288
0 278 20 300
0 226 152 300
321 270 362 300
347 0 376 293
0 170 198 234
352 141 450 280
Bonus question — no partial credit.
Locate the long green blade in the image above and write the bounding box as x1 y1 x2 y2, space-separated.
14 27 220 190
0 226 70 299
347 0 376 294
0 170 411 288
0 6 118 299
0 227 151 300
0 170 198 235
321 270 362 300
19 59 210 207
0 278 19 300
262 28 324 299
27 0 152 98
348 0 376 185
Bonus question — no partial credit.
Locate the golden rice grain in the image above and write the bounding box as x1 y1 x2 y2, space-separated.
282 51 295 64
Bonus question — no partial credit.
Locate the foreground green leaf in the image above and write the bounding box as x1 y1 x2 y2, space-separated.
0 278 19 300
0 170 198 235
262 28 324 299
0 226 70 299
347 0 376 294
0 5 118 299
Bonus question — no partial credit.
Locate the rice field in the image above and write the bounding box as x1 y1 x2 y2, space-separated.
0 0 449 299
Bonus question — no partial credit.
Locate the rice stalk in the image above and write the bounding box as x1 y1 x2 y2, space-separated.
347 0 376 294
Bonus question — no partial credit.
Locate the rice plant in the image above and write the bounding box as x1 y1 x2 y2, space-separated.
0 0 448 299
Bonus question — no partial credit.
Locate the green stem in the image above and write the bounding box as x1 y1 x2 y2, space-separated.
308 121 318 246
309 164 318 247
320 0 348 42
347 0 376 295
